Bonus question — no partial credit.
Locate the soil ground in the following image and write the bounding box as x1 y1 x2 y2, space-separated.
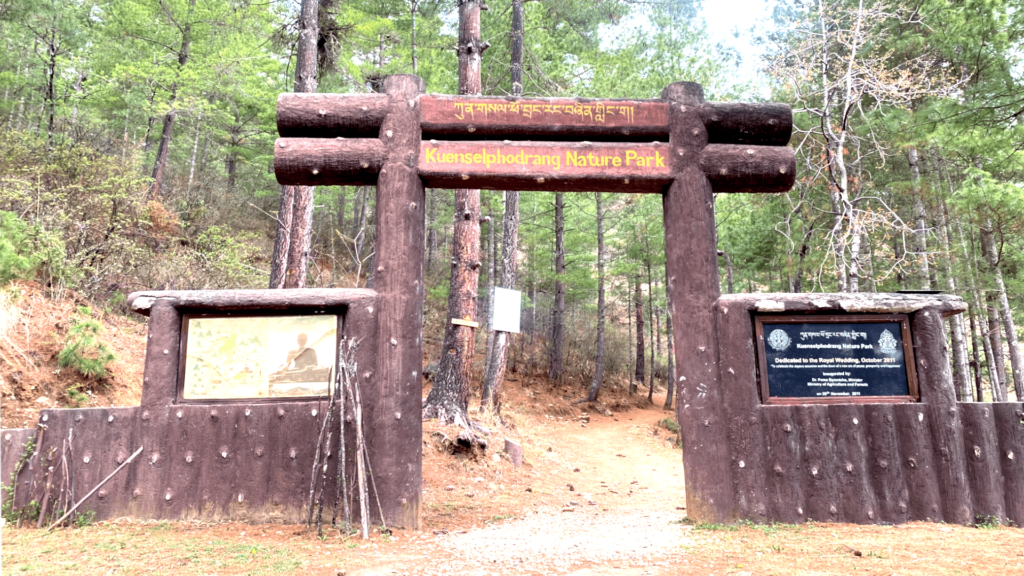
1 281 146 429
2 285 1023 574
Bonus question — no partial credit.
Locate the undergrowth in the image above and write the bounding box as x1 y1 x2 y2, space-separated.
1 435 38 524
57 306 116 380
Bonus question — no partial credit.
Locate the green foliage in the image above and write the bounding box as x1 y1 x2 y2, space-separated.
64 383 90 407
1 435 37 523
58 306 116 380
0 211 40 282
692 521 740 531
975 515 1003 529
72 510 96 527
191 226 264 287
657 417 680 434
0 210 66 285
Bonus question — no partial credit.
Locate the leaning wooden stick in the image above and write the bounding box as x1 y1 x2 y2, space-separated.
350 373 370 539
314 381 339 537
45 445 143 532
337 340 354 528
352 376 387 535
306 390 333 530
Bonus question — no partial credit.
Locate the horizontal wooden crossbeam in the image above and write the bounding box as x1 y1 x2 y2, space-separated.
276 93 792 145
274 138 796 193
700 144 795 193
277 93 390 139
274 137 385 186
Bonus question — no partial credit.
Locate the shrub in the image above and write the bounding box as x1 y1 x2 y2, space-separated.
0 211 64 284
0 211 38 281
658 416 680 433
57 306 116 379
64 383 90 407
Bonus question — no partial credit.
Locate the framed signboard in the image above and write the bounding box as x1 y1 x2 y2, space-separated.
755 314 918 405
178 311 341 402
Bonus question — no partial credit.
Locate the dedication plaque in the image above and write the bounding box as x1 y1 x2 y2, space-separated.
755 314 918 404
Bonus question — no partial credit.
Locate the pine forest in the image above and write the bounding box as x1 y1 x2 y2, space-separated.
1 0 1022 411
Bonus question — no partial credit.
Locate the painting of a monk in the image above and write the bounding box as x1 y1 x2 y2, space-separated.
182 315 337 400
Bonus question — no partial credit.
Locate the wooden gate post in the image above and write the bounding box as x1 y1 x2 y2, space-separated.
662 82 735 522
368 74 426 529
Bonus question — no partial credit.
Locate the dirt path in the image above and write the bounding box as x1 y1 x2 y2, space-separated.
374 393 691 576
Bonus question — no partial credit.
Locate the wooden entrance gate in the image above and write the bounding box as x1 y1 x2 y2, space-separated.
275 75 796 523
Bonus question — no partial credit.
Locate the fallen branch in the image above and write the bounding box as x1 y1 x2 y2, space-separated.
46 445 143 532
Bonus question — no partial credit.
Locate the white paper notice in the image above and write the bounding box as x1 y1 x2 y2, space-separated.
490 287 522 333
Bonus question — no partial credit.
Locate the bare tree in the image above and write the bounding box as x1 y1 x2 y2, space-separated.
768 0 963 291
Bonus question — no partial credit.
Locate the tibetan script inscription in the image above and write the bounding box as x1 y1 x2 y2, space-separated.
449 100 639 123
420 96 669 140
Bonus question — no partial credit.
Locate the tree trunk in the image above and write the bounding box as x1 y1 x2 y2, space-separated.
270 0 319 288
634 275 645 388
410 0 419 74
549 192 565 382
422 0 484 426
225 120 240 196
586 193 605 402
509 0 524 96
717 250 734 294
953 194 998 400
285 184 317 287
627 291 634 395
985 297 1008 402
968 307 985 401
908 146 931 290
654 294 662 355
44 33 57 147
353 187 370 279
973 253 1001 401
481 189 520 410
186 106 203 196
929 163 972 399
647 263 656 402
336 191 345 238
793 222 814 293
981 219 1024 399
939 205 971 400
865 234 877 292
480 0 523 410
149 108 177 197
482 206 496 372
977 225 1008 401
149 0 196 198
426 189 436 271
663 274 675 410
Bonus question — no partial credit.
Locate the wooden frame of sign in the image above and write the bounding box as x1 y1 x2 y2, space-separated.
176 308 347 405
754 313 919 405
